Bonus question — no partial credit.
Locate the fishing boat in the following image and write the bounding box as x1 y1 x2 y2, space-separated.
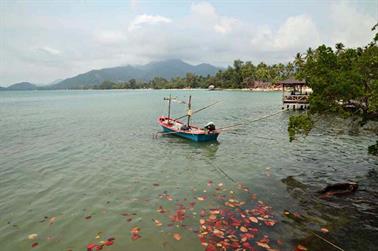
157 95 220 142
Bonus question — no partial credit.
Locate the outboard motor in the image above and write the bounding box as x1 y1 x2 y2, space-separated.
204 122 216 131
180 124 190 131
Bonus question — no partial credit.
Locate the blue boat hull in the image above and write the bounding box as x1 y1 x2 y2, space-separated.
162 127 219 142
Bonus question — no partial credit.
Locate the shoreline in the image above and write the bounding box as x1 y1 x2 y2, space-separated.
0 88 283 92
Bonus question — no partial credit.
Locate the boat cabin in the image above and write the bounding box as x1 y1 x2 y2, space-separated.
278 79 310 110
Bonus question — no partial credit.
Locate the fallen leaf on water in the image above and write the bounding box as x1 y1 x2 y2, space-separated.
264 220 277 226
295 244 308 251
95 245 103 250
85 216 92 220
31 242 38 248
256 241 271 249
205 244 217 251
197 196 206 201
173 233 182 240
153 219 163 227
28 234 38 240
131 227 140 234
213 229 224 237
104 241 113 246
208 214 217 220
49 216 56 225
131 233 141 240
87 243 96 250
157 206 166 214
249 216 258 223
199 219 205 225
320 227 329 233
209 209 220 215
153 183 160 186
240 226 248 233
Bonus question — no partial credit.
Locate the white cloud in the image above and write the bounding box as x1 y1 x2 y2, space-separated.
329 1 376 47
191 1 217 19
1 0 376 85
273 15 320 50
39 46 61 55
190 2 239 34
130 0 139 11
250 14 320 58
95 30 125 44
128 14 172 31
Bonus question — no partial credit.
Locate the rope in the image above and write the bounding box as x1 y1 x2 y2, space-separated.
218 110 285 131
153 131 181 139
285 210 345 251
205 159 236 183
311 232 345 251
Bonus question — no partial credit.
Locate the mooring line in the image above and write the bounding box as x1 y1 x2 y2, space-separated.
204 159 236 183
218 109 286 131
310 231 345 251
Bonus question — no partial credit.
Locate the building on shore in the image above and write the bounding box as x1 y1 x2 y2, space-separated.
278 79 311 110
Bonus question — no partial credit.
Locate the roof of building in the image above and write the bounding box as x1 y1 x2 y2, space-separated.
277 78 307 86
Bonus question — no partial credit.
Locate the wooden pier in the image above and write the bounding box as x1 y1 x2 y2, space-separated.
278 79 310 110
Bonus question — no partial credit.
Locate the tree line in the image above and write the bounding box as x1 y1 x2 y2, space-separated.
93 61 296 90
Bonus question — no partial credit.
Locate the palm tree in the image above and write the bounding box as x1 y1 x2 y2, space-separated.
335 42 345 54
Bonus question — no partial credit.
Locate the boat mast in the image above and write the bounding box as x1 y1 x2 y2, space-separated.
187 95 192 126
168 94 171 122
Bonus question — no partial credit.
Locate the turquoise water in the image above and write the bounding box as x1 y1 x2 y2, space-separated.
0 90 377 251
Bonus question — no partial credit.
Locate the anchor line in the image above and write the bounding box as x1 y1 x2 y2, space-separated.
218 110 286 132
205 159 236 183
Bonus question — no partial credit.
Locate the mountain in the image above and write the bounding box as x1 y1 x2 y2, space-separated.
6 82 38 90
50 59 221 89
49 79 63 85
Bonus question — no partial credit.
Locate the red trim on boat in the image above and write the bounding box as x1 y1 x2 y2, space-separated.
158 116 219 135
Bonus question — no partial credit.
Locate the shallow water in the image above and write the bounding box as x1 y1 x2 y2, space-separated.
0 90 377 251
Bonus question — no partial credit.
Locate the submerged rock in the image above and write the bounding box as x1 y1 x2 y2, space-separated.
319 182 358 197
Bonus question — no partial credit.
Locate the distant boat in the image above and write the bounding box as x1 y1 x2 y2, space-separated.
158 95 220 142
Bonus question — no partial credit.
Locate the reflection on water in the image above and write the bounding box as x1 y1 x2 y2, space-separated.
0 90 377 251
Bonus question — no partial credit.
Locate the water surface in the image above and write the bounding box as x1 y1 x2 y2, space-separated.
0 90 377 250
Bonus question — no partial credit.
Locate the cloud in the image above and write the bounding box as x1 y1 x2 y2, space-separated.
128 14 172 31
328 1 376 47
190 2 239 34
1 1 376 85
130 0 139 11
250 15 320 54
95 30 126 44
39 46 61 55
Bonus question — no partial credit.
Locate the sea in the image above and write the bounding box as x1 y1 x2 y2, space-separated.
0 90 377 251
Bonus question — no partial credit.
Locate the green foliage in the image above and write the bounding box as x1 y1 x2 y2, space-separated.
92 60 296 90
288 114 314 142
368 141 378 156
295 34 378 118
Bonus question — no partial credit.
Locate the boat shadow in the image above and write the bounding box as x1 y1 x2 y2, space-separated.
163 135 220 158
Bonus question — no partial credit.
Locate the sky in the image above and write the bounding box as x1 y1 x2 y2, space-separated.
0 0 377 86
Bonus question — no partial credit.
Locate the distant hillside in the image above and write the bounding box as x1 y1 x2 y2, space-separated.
6 82 38 90
50 59 221 89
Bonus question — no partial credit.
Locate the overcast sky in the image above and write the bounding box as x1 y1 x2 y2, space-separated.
0 0 377 86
